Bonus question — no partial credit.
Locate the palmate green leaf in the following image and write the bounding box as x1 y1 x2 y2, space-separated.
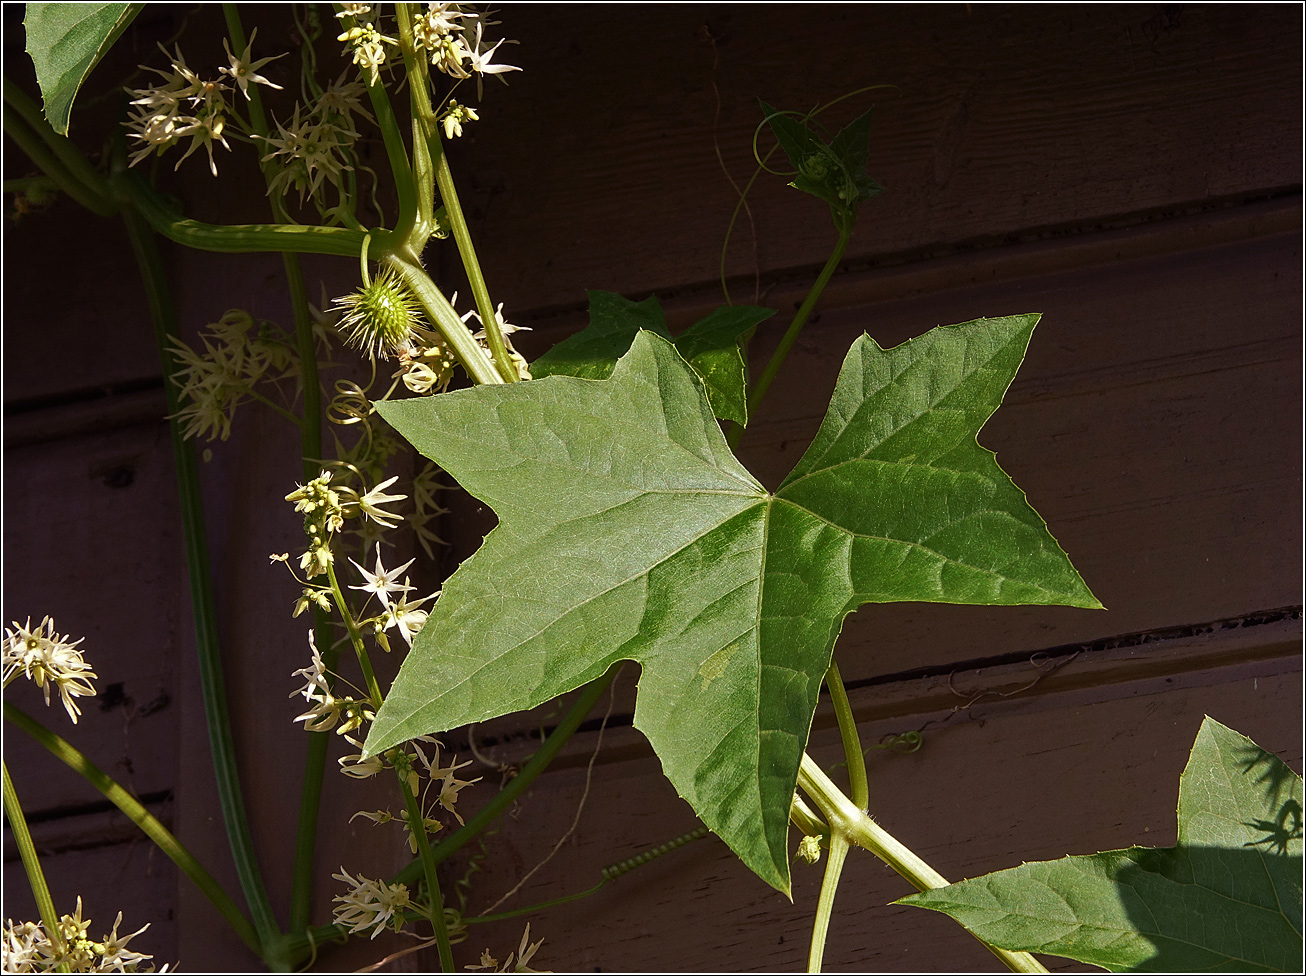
367 317 1099 893
899 718 1304 971
532 290 772 426
24 3 143 136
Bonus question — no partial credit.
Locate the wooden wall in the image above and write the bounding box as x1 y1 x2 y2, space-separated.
3 4 1301 972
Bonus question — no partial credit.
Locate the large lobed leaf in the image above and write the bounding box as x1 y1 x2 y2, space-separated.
899 718 1304 971
24 3 143 135
367 317 1099 894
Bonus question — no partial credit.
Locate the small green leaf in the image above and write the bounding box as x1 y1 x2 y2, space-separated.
368 316 1097 894
899 718 1303 972
531 291 670 381
760 99 883 214
532 291 772 426
24 3 143 136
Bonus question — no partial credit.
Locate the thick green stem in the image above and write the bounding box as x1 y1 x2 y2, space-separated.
797 754 1049 974
2 79 115 215
341 5 421 257
387 254 503 386
4 703 261 954
730 224 851 448
398 767 455 971
3 762 67 964
2 106 115 217
281 666 619 956
825 660 868 811
429 141 517 383
284 246 332 937
804 663 867 971
807 832 850 973
118 205 281 961
393 4 438 243
392 4 517 383
117 171 370 255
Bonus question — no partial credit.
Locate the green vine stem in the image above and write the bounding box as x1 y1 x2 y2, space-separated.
398 766 455 971
281 665 620 957
392 4 518 384
733 222 851 448
789 794 829 840
387 254 504 386
117 172 370 256
824 660 868 811
3 761 67 966
796 754 1049 975
323 561 385 707
392 3 438 244
117 201 283 964
466 826 711 925
4 703 261 955
2 80 114 216
807 832 851 973
805 660 867 971
1 104 113 218
221 5 333 936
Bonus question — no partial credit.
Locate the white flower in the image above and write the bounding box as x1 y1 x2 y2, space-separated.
412 741 480 825
383 583 437 646
96 912 155 970
219 28 285 100
331 868 411 938
462 21 521 98
290 631 343 732
3 617 97 724
356 475 407 528
338 735 385 778
348 544 415 610
467 924 545 972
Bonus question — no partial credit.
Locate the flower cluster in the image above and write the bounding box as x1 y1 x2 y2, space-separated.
169 310 300 443
2 901 162 973
335 5 399 87
346 738 479 851
330 869 411 939
463 301 533 381
285 469 347 578
258 74 372 206
126 33 282 176
411 4 521 100
2 617 96 724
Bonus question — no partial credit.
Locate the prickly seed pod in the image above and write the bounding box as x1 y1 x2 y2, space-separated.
332 266 425 360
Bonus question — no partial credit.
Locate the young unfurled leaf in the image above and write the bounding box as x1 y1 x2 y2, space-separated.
24 3 143 135
899 718 1303 972
532 290 772 426
367 318 1099 894
760 99 883 215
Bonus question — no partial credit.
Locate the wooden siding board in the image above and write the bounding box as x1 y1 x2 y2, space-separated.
2 421 181 812
455 4 1302 310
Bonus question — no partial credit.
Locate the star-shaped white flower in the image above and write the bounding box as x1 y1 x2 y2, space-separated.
348 544 415 610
